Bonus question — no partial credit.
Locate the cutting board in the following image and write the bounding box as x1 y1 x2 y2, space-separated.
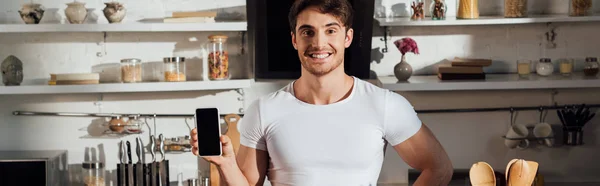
210 114 241 186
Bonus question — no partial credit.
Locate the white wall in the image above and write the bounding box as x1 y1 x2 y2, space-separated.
1 0 600 185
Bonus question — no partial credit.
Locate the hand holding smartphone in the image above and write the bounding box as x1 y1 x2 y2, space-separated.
194 108 222 157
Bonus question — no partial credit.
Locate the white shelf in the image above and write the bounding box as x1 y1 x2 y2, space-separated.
0 22 247 33
380 73 600 91
376 15 600 26
0 79 254 94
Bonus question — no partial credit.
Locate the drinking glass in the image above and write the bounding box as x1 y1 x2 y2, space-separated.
517 60 532 78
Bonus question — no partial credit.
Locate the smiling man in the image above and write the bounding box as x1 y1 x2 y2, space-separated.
190 0 453 185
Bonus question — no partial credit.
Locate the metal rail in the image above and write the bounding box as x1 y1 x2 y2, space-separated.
12 103 600 118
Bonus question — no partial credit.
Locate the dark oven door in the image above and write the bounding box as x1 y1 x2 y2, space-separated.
0 160 47 185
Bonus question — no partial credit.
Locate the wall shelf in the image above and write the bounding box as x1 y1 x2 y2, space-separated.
380 73 600 91
0 22 247 33
375 15 600 27
0 79 254 94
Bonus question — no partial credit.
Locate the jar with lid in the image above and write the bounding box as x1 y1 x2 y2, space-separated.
584 57 599 76
124 115 143 134
82 161 105 186
569 0 592 17
164 57 186 82
536 58 554 76
504 0 528 18
108 116 125 133
121 58 142 83
457 0 479 19
207 35 230 80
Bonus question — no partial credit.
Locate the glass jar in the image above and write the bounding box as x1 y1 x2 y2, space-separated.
125 115 143 134
430 0 447 20
82 161 105 186
569 0 592 17
504 0 528 18
120 58 143 83
457 0 479 19
517 59 531 78
108 116 125 133
584 57 599 76
164 57 186 82
559 59 574 76
536 58 554 76
208 35 230 80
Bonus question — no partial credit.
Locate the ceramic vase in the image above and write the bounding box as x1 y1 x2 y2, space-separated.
2 55 24 86
65 1 88 24
103 2 127 23
19 3 45 24
394 55 413 81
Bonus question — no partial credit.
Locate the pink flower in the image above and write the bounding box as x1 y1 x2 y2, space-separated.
394 38 419 56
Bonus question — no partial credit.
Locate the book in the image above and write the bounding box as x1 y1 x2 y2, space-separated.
451 57 493 67
437 64 484 74
163 17 216 23
438 73 486 80
171 11 217 18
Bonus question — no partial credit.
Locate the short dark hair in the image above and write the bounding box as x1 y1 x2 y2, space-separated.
288 0 354 33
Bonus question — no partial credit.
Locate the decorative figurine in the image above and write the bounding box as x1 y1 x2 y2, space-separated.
410 1 425 20
19 3 45 24
431 0 447 20
2 55 24 86
103 2 127 23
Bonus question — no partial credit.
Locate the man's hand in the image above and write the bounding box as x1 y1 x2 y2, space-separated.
190 128 237 167
394 123 453 185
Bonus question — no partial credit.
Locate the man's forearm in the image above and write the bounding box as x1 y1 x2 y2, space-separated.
218 161 251 186
413 168 453 186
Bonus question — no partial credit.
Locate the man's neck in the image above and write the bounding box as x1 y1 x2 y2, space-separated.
293 70 354 105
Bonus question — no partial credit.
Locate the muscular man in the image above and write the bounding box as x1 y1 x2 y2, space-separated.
191 0 453 185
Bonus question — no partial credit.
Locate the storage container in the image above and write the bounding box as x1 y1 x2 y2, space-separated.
457 0 479 19
504 0 528 18
120 58 142 83
207 35 230 80
164 57 186 82
569 0 592 16
536 58 554 76
584 57 599 76
82 161 105 186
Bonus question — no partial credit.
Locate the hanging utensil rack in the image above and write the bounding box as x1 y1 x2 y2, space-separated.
12 103 600 117
12 111 244 118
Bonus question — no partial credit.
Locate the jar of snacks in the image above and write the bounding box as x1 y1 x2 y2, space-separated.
82 161 105 186
457 0 479 19
108 116 125 133
559 59 574 76
125 115 143 134
584 57 599 76
536 58 554 76
207 35 230 80
164 57 186 82
120 58 142 83
569 0 592 17
504 0 528 18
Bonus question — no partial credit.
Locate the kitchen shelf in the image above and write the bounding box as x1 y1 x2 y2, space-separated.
380 72 600 91
0 79 254 94
0 22 247 33
375 14 600 26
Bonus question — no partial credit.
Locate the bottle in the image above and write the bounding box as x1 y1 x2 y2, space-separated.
536 58 554 76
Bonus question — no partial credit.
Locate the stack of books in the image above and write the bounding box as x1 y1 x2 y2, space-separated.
437 57 492 80
163 11 217 23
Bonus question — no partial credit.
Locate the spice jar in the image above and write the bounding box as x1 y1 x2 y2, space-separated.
109 116 125 133
584 57 599 76
430 0 447 20
82 161 105 186
517 59 532 78
121 58 142 83
559 59 574 76
504 0 528 18
569 0 592 17
536 58 554 76
164 57 186 82
207 35 230 80
124 115 143 134
457 0 479 19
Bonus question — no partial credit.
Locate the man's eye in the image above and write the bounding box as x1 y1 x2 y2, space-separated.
302 30 314 36
327 29 336 34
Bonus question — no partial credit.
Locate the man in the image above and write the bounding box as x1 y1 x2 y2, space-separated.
191 0 453 185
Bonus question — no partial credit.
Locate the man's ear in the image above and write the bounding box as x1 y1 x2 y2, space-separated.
344 28 354 48
291 31 297 50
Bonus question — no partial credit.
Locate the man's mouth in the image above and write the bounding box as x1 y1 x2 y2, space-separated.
308 52 332 59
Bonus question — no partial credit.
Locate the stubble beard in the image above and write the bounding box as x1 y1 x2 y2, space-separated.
301 57 343 76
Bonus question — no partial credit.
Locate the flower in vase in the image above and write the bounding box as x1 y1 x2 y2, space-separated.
394 37 419 58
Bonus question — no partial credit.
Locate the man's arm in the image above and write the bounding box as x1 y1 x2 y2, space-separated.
233 145 269 186
393 123 453 186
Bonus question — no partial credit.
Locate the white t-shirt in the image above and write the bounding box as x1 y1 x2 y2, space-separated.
239 76 422 186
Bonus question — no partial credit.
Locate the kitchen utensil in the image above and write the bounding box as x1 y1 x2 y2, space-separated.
469 161 495 186
533 122 554 147
135 137 144 186
159 134 170 186
504 124 529 149
507 159 538 186
127 141 134 186
149 135 158 186
118 140 127 186
505 159 519 182
564 128 584 146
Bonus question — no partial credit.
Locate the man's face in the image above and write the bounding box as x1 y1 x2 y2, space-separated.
292 7 353 76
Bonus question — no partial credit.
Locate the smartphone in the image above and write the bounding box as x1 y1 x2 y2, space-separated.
195 108 222 156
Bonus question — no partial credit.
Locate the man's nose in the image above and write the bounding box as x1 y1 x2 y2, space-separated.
313 31 327 49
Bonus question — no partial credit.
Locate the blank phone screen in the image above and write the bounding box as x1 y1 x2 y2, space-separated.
196 108 221 156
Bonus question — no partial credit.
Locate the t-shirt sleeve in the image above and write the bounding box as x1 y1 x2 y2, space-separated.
238 99 267 151
383 91 422 146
